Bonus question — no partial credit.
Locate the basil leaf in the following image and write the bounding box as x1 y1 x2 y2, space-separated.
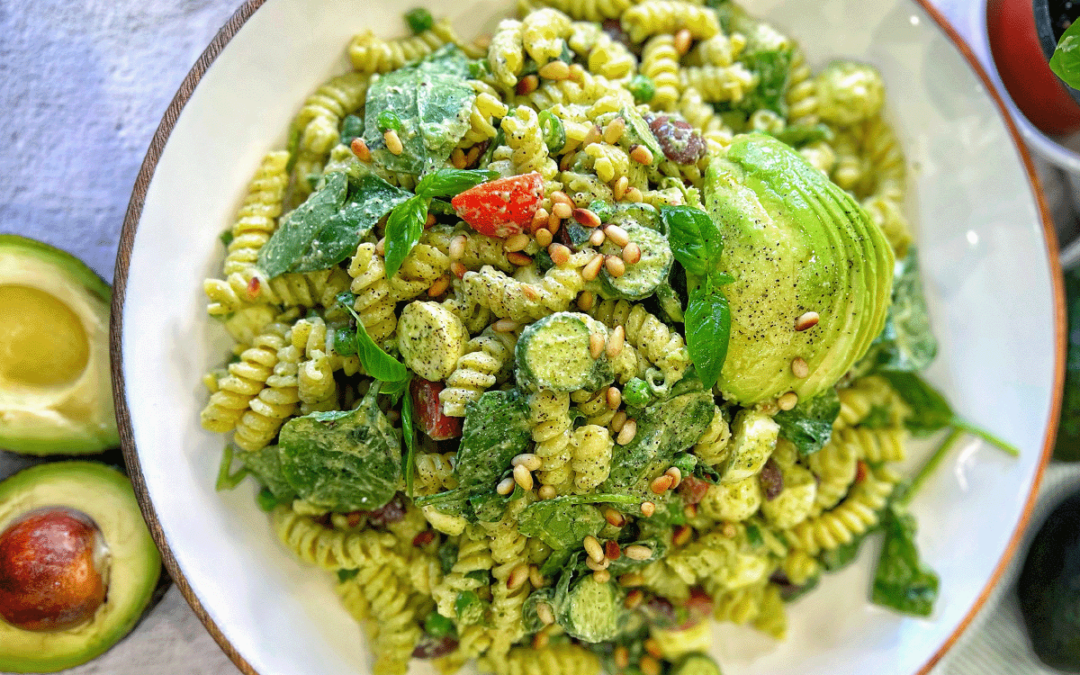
415 168 498 199
402 383 417 497
454 390 532 489
341 302 408 381
879 372 952 436
685 281 731 390
773 388 841 457
1051 19 1080 90
872 504 939 617
384 194 429 279
660 205 722 278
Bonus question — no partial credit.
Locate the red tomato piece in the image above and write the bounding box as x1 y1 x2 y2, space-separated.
411 378 462 440
451 172 543 238
676 476 710 504
680 587 714 629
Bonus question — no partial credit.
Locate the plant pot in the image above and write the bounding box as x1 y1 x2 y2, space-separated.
1034 0 1080 107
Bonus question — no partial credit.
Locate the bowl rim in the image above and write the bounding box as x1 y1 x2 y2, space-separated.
109 1 1065 674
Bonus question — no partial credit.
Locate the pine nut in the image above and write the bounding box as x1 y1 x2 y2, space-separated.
504 233 530 252
684 503 698 519
375 238 386 256
552 202 573 219
629 144 654 165
550 190 572 206
529 565 546 588
617 418 637 445
465 145 481 168
589 228 606 246
512 453 542 471
384 129 404 156
615 646 632 668
665 467 682 488
604 117 627 145
533 630 550 650
650 474 674 494
539 485 557 500
559 151 574 172
515 74 539 95
604 224 630 247
641 657 662 675
607 325 625 358
513 463 534 491
623 591 644 612
531 208 549 233
450 261 467 279
427 275 450 297
451 147 467 169
508 563 530 589
722 522 738 538
613 176 629 201
569 63 585 81
795 311 820 331
494 318 518 332
583 535 605 562
497 477 515 495
573 207 602 228
534 227 553 247
622 242 642 265
610 410 627 433
778 391 799 411
548 242 571 265
644 638 664 660
425 212 437 228
606 386 622 409
536 602 555 626
539 60 570 80
626 187 643 202
604 508 626 527
507 251 532 266
548 212 562 233
674 28 693 55
792 357 810 379
604 540 622 560
577 290 596 311
625 544 653 561
619 572 645 587
350 137 372 162
593 569 611 584
673 524 692 547
522 284 540 300
449 235 467 261
589 331 605 359
583 124 602 147
586 556 611 571
605 255 626 278
640 501 656 517
582 253 605 281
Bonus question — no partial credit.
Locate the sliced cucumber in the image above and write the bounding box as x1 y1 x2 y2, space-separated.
560 575 626 643
672 653 723 675
516 312 614 392
619 105 664 169
599 223 673 301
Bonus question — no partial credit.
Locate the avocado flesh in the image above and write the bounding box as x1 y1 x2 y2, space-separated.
0 235 118 454
705 134 893 404
0 462 161 673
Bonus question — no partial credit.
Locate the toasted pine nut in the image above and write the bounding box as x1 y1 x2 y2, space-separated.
559 151 574 172
573 207 602 228
622 242 642 264
548 242 571 265
589 331 605 359
529 565 546 588
583 124 602 147
684 503 698 519
427 275 450 297
650 474 674 495
533 630 550 650
673 524 692 547
507 251 532 266
450 261 467 279
522 284 541 300
586 556 611 571
548 212 562 234
497 477 515 495
625 187 643 202
629 144 654 165
577 290 596 311
569 63 585 80
534 227 553 247
610 410 627 433
539 485 557 500
451 147 467 169
722 522 738 538
515 74 539 95
641 656 662 675
384 129 404 156
581 253 604 281
449 235 467 261
674 28 693 55
531 208 549 233
640 501 656 517
552 202 573 219
465 145 481 167
617 418 637 445
508 563 530 589
619 572 645 587
604 540 622 560
513 463 534 491
375 238 386 256
593 569 611 584
605 255 626 278
549 190 572 206
513 453 542 471
494 318 518 332
606 386 622 410
792 357 810 379
795 311 820 331
623 590 644 611
778 391 799 411
583 535 605 562
504 233 530 252
589 229 606 246
604 117 627 145
613 175 629 201
607 325 625 358
625 544 653 561
604 507 626 527
539 60 570 80
665 466 682 488
350 137 372 162
604 225 630 247
536 602 555 626
644 638 664 660
425 212 437 228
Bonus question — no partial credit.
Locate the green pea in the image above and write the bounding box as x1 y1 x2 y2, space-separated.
671 452 698 476
404 7 434 34
256 487 279 512
377 110 402 132
468 59 491 79
629 75 656 104
334 326 358 356
455 591 486 625
538 110 566 154
424 611 455 638
622 378 653 407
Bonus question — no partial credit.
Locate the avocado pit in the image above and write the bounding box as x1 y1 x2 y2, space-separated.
0 507 110 632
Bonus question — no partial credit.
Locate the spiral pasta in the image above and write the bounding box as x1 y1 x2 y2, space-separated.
273 507 402 571
462 256 588 323
679 63 756 104
785 468 898 555
347 243 398 343
233 334 301 451
531 0 637 22
388 243 451 302
589 299 691 389
641 35 681 111
587 34 637 82
489 19 526 90
441 327 519 416
483 501 532 656
432 528 495 618
348 19 459 73
528 389 575 490
502 106 560 180
463 82 512 148
414 451 459 495
621 1 720 43
479 644 601 675
522 8 573 65
200 322 288 432
571 388 618 428
693 405 731 465
570 424 614 492
220 151 290 280
785 46 819 126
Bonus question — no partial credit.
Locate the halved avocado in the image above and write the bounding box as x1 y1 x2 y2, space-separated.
0 235 117 454
705 134 894 404
0 462 161 672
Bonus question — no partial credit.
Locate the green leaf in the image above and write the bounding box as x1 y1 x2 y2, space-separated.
402 380 417 497
215 445 250 491
771 123 833 148
660 206 723 278
772 388 841 456
517 501 607 550
820 530 875 571
384 194 429 279
730 20 793 115
879 372 953 436
278 386 402 512
340 114 365 145
1051 19 1080 90
860 248 938 374
685 281 731 389
454 390 532 489
341 301 408 381
237 445 296 500
415 168 498 199
258 172 410 277
872 504 939 617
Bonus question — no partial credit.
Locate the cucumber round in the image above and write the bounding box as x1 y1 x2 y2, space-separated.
560 575 626 643
672 653 723 675
599 223 673 301
516 313 614 392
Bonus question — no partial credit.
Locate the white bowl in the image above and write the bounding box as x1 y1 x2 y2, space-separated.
112 1 1064 674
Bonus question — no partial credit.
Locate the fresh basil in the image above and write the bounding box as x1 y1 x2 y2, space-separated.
1051 19 1080 90
661 205 722 278
402 386 417 496
685 282 731 390
384 194 428 278
872 503 939 617
773 387 841 457
258 172 410 278
415 168 497 199
340 297 408 381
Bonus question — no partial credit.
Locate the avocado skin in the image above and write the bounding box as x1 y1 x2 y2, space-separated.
706 134 893 404
0 462 161 673
1019 490 1080 672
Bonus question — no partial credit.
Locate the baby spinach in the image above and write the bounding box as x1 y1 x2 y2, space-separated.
773 387 841 457
278 384 402 511
238 445 296 501
606 538 666 576
259 172 411 278
771 123 833 148
517 501 607 550
453 389 533 489
729 19 793 116
340 296 409 381
872 503 939 617
215 445 250 491
820 530 875 572
340 114 364 145
860 249 938 374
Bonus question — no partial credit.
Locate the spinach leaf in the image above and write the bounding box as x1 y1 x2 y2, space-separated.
259 172 410 277
539 547 578 578
517 501 607 549
606 538 666 575
661 206 722 278
437 541 458 574
238 445 296 500
402 379 417 496
861 404 893 429
363 47 476 175
415 168 498 199
860 249 937 374
340 114 365 145
522 588 557 633
730 20 793 116
685 281 730 389
1051 19 1080 90
340 297 408 381
384 194 428 278
771 123 833 148
772 387 841 457
872 504 939 617
278 384 402 511
454 390 532 489
879 372 953 436
820 529 875 571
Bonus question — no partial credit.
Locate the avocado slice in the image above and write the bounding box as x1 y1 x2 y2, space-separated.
0 462 161 672
705 134 894 404
0 235 118 454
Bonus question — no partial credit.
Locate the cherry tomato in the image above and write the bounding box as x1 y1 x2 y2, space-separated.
410 378 462 440
988 0 1080 135
450 172 544 238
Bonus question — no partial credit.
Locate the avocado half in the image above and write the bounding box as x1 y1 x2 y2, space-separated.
0 462 161 673
0 235 118 454
705 134 894 404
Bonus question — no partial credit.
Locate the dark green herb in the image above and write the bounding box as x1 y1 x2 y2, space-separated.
772 388 841 457
861 404 893 429
661 205 723 278
337 568 360 583
731 20 793 116
340 299 409 381
340 114 365 145
628 74 656 103
256 488 280 512
517 501 607 549
402 379 417 496
820 531 874 571
219 230 234 247
333 326 358 356
405 7 434 34
454 390 532 489
454 591 486 624
1050 19 1080 90
539 110 566 153
215 445 250 491
415 168 497 198
589 200 616 224
437 541 458 574
424 611 455 638
872 503 939 617
237 445 296 500
685 282 731 390
384 194 428 278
